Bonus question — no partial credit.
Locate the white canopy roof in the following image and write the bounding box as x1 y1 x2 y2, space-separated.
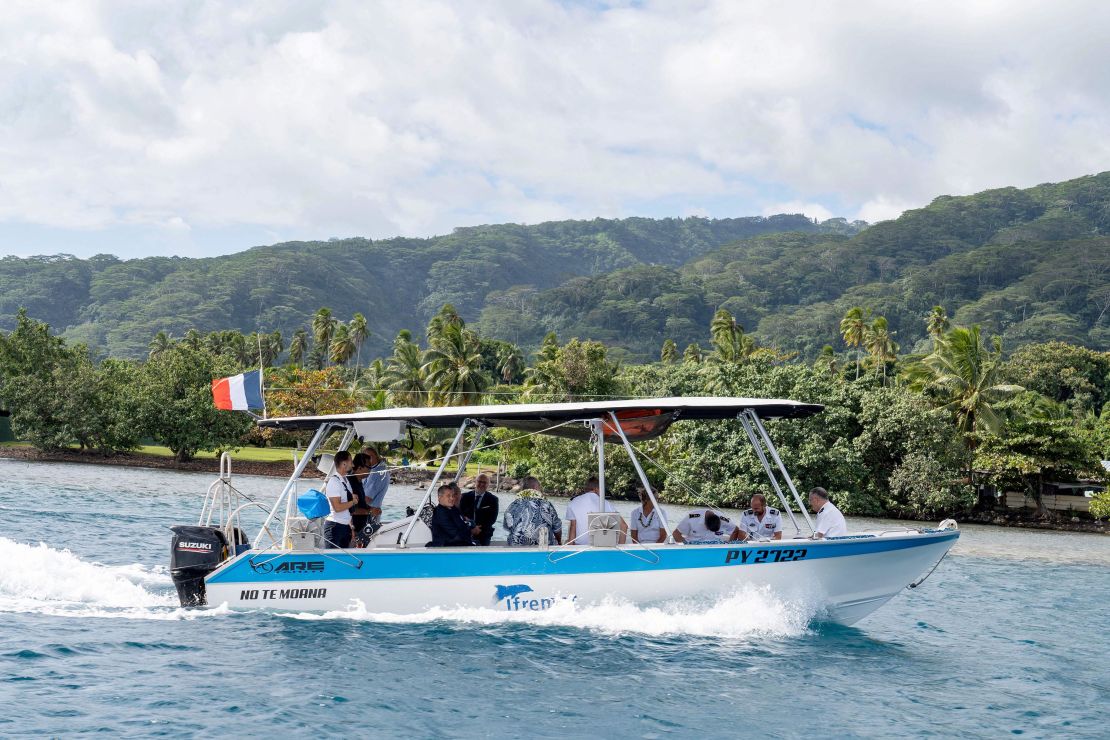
258 396 823 440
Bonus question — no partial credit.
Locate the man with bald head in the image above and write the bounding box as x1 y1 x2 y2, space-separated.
460 473 500 546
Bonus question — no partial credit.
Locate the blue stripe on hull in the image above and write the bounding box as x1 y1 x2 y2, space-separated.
208 531 958 585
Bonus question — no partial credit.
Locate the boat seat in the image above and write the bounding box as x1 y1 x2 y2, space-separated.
587 512 621 547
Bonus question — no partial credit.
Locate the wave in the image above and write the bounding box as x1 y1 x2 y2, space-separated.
0 536 227 620
280 584 818 639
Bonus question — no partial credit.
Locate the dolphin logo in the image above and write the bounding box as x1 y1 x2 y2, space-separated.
495 584 534 602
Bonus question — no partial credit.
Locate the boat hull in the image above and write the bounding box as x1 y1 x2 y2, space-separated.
205 530 958 626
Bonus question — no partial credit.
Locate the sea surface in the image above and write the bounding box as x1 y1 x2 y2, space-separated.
0 460 1107 738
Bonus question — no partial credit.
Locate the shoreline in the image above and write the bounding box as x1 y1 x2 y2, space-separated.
0 446 1104 535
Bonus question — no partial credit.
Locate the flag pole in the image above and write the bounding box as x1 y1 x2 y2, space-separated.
257 332 267 420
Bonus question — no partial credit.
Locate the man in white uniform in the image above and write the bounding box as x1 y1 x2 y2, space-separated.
673 509 739 543
736 493 783 541
565 477 626 545
809 487 847 538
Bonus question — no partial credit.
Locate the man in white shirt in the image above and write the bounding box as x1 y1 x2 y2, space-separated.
564 477 626 545
737 493 783 541
673 509 739 543
324 451 357 549
809 487 847 539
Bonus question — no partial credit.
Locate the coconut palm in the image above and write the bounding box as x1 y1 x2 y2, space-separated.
381 334 427 406
813 345 840 377
660 339 677 364
182 329 203 351
839 306 870 379
312 308 336 366
148 331 173 359
349 313 369 373
427 304 464 343
864 316 899 383
422 324 490 405
922 325 1024 444
926 306 950 346
683 343 703 364
496 343 525 383
329 323 355 365
288 329 308 367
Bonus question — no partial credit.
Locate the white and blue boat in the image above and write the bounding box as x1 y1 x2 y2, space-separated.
168 397 959 625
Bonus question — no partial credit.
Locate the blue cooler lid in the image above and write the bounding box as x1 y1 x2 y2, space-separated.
297 489 331 520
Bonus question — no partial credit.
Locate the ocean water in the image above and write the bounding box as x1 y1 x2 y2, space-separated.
0 460 1107 738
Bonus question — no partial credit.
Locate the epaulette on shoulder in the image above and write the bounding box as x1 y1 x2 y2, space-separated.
768 507 779 514
744 509 754 515
720 515 731 522
689 512 701 518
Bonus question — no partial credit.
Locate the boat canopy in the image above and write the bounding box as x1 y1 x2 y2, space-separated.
257 396 823 442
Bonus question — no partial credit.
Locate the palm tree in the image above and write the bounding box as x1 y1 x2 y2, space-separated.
182 329 203 351
422 324 490 405
660 339 677 364
427 304 464 343
813 345 840 377
267 330 284 365
312 308 336 366
926 306 950 346
148 331 172 359
839 306 869 379
288 329 308 367
709 309 757 364
864 316 898 383
381 333 428 406
330 323 355 365
683 342 703 364
349 313 369 373
496 343 525 383
922 325 1023 445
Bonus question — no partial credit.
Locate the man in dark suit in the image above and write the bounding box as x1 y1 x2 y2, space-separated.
459 473 499 546
428 484 473 548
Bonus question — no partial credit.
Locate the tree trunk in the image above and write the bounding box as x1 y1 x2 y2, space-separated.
174 448 192 463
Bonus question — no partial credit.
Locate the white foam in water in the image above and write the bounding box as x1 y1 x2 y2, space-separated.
0 536 228 620
282 584 817 639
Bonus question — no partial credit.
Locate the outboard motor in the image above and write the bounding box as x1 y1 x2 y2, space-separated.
169 525 229 607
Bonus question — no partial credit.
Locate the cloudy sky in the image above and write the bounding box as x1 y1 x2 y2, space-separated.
2 0 1109 259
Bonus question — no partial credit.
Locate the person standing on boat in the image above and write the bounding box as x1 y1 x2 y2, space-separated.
736 493 783 541
629 487 666 544
324 451 357 549
502 476 562 546
565 477 626 545
673 509 740 543
428 484 474 547
460 473 499 546
359 447 390 524
347 453 371 537
809 487 848 538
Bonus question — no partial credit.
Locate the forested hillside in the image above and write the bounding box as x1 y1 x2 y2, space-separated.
482 173 1110 359
0 214 856 359
2 171 1109 362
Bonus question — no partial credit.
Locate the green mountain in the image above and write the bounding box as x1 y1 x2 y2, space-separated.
0 215 860 358
479 173 1110 359
2 171 1108 361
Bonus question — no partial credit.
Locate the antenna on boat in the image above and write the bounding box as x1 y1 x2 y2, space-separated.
256 331 267 420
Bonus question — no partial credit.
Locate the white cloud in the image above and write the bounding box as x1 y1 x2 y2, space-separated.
0 0 1108 257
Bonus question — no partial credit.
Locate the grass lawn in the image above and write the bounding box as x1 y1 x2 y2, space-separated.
136 445 298 463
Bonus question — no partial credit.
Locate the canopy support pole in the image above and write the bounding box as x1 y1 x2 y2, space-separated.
738 413 805 536
255 422 331 549
609 411 671 543
591 419 606 508
399 419 470 548
452 423 488 484
746 410 816 532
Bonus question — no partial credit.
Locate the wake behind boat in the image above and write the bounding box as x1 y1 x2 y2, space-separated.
168 397 959 626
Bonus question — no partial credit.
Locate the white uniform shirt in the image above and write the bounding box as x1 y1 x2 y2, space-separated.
676 510 737 542
814 501 847 538
740 508 783 540
630 504 664 544
324 473 353 525
564 491 616 545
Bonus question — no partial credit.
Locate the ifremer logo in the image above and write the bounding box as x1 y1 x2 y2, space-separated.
493 584 576 612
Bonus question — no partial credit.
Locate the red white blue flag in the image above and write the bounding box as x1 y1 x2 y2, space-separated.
211 369 264 411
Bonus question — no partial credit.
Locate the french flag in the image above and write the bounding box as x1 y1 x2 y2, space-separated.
211 370 264 411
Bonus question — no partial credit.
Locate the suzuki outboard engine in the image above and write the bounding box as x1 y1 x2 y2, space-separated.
169 525 229 607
